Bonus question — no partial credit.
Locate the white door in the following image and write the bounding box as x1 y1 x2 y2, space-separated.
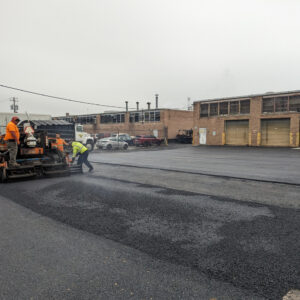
199 128 207 145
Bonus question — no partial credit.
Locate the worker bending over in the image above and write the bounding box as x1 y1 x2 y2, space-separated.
71 141 94 172
4 116 20 167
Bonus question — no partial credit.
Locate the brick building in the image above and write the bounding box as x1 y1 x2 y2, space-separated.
193 90 300 147
58 108 193 140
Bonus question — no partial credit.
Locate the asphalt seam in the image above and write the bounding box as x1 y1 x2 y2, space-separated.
90 161 300 187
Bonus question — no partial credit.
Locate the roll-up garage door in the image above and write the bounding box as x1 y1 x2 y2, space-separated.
261 119 290 146
225 120 249 145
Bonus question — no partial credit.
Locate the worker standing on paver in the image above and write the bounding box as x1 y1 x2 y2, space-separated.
71 141 94 172
55 134 68 153
4 116 20 167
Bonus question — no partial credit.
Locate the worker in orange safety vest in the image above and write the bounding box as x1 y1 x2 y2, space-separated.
4 116 21 167
52 134 68 152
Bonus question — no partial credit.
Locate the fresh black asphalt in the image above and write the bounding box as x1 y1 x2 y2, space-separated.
90 145 300 184
1 173 299 299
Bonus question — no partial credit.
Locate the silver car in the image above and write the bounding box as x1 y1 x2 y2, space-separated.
96 137 128 150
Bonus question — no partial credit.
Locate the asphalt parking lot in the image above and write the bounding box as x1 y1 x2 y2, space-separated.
90 144 300 184
0 145 299 299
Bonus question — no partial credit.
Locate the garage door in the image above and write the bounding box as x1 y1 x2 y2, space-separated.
225 120 249 145
261 119 290 146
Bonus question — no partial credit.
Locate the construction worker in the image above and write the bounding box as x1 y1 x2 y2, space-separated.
71 141 94 172
54 134 68 152
4 116 20 167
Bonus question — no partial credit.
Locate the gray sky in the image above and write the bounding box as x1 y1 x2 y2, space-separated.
0 0 299 116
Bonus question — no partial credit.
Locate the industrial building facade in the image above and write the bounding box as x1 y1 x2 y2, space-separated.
58 108 193 140
193 91 300 147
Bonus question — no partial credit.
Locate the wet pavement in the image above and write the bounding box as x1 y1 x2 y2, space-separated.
90 145 300 184
1 171 300 299
0 148 300 299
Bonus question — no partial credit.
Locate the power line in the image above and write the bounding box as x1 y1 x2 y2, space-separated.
0 84 136 110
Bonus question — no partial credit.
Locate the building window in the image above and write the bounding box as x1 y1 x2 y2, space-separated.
130 111 160 122
263 96 289 113
240 100 250 114
262 98 274 113
62 115 96 124
134 113 139 122
230 101 239 115
219 102 228 115
150 111 155 121
200 104 208 117
209 103 218 116
100 113 125 124
155 111 160 122
289 95 300 112
275 96 288 112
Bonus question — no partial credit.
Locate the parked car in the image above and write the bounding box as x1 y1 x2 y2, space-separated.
133 135 162 147
111 133 134 145
96 137 128 150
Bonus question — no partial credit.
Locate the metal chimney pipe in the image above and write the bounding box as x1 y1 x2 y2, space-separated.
155 94 159 109
125 101 128 112
136 102 139 111
147 102 151 110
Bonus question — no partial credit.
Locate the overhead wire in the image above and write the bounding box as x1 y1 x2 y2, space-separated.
0 84 136 110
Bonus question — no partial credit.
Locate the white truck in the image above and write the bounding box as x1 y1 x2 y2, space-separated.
74 124 95 150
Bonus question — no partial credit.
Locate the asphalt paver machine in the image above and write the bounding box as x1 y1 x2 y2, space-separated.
0 120 82 182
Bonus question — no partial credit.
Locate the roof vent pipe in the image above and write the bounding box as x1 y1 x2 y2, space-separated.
155 94 159 109
136 102 139 111
125 101 128 112
147 102 151 110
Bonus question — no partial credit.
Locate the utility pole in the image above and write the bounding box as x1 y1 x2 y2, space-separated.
10 97 19 113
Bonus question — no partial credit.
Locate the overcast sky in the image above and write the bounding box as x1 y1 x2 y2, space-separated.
0 0 299 116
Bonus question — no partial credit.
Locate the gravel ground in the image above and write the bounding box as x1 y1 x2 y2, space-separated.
1 174 299 299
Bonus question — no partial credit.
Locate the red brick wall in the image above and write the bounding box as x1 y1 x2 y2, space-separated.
83 110 193 140
193 96 300 147
163 110 194 139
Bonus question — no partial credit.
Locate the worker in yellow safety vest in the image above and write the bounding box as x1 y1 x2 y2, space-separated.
71 141 94 172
